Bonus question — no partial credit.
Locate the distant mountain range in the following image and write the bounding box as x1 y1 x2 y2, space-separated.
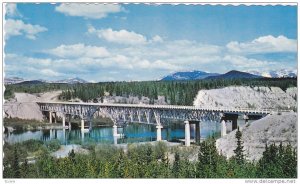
205 70 261 80
247 69 297 78
55 77 88 84
160 70 220 81
4 77 88 85
4 77 25 84
160 69 297 81
5 69 297 84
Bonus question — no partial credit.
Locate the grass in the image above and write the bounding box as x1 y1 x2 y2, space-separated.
4 116 114 131
4 118 52 130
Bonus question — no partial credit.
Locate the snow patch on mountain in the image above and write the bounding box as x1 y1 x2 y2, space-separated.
247 69 297 78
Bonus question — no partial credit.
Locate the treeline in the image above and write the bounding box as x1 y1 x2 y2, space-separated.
3 129 297 178
5 78 297 105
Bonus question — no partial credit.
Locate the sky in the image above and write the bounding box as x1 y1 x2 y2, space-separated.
4 3 297 82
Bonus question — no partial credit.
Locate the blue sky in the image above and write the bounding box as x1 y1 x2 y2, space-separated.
4 3 297 82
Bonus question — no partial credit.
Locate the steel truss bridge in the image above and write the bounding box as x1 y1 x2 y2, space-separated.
37 101 277 146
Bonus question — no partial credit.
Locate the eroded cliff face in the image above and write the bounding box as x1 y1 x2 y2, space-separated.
193 86 297 110
4 91 62 121
193 86 297 161
216 112 297 161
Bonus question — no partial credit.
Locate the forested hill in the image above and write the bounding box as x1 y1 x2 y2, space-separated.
4 78 297 106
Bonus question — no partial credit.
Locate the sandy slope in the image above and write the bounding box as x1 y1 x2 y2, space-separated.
193 86 297 110
4 91 62 121
216 112 297 161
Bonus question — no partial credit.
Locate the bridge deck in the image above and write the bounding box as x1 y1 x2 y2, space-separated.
36 101 283 115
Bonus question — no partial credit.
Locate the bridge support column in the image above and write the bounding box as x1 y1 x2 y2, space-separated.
81 119 84 131
113 125 118 137
156 125 163 141
63 128 66 144
55 112 57 123
81 129 84 142
49 111 52 124
243 114 249 124
68 115 72 129
89 121 92 131
221 120 227 137
184 121 190 147
62 115 66 128
195 122 201 145
232 119 238 131
113 135 118 145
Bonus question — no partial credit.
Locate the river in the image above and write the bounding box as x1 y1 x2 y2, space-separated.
4 120 248 145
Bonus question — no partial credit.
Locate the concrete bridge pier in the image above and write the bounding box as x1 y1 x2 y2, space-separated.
184 120 190 147
113 125 118 137
81 129 85 142
113 135 118 145
156 125 163 141
63 128 66 144
49 111 52 124
195 121 201 145
68 115 72 129
222 114 239 131
62 115 66 127
221 120 227 137
89 121 92 131
49 129 53 140
50 112 57 124
81 119 85 131
232 119 237 131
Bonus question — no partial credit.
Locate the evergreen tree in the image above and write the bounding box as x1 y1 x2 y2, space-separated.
68 149 76 162
172 151 180 178
13 146 21 178
21 158 29 178
233 127 245 165
197 138 218 178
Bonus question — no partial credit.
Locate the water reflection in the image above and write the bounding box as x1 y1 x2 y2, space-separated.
4 120 249 145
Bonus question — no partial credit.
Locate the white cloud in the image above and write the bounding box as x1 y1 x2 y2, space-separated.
55 3 124 19
46 44 110 58
227 35 297 54
151 35 163 43
5 33 297 81
152 60 182 70
223 55 276 70
88 26 147 45
40 69 62 77
5 19 47 40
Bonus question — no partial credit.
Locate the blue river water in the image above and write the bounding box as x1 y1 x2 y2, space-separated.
4 120 247 145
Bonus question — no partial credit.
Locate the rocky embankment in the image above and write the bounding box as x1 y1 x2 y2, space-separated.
216 112 297 161
192 86 297 161
193 86 297 110
4 91 62 121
